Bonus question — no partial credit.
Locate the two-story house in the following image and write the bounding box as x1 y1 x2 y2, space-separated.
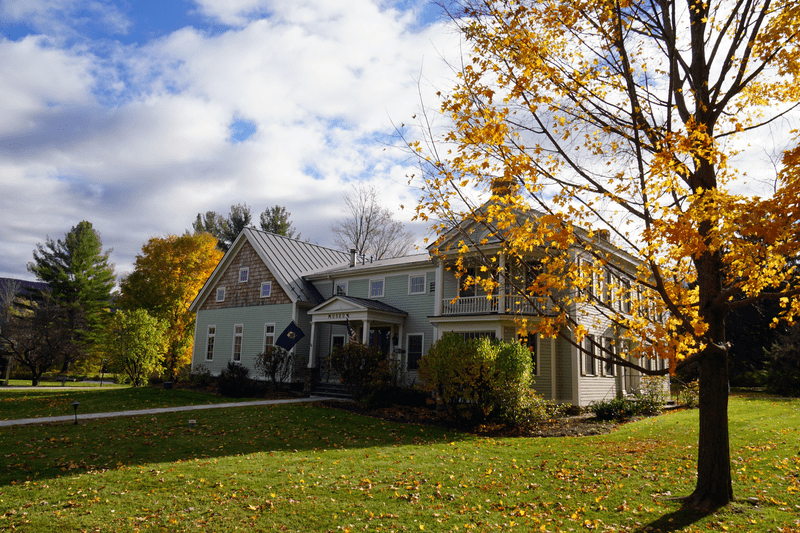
189 212 668 406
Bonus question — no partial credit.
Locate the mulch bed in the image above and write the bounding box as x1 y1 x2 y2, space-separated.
320 399 620 438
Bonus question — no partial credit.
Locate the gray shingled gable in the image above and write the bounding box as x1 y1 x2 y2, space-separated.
190 229 350 311
243 228 350 304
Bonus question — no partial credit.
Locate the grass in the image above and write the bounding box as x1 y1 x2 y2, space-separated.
0 387 264 421
3 378 127 388
0 395 797 532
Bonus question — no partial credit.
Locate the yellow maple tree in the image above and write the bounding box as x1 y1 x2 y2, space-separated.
119 232 223 379
412 0 800 511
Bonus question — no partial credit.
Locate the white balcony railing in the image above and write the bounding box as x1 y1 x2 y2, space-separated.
441 295 498 315
440 295 551 315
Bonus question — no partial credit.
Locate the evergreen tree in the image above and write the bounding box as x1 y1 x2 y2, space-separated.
27 221 115 371
260 205 300 239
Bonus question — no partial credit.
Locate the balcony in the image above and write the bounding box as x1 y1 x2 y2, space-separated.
440 295 550 316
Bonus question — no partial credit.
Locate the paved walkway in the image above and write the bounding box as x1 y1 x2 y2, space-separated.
0 396 334 428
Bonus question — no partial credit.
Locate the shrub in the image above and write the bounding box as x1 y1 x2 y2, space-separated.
589 397 638 421
677 380 700 408
633 375 669 415
254 346 294 390
188 364 213 389
218 362 254 398
330 342 392 406
500 387 568 426
418 334 533 424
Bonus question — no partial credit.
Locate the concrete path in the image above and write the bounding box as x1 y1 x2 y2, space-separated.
0 396 334 428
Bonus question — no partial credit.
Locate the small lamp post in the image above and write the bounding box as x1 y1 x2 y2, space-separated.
100 359 107 387
71 401 80 425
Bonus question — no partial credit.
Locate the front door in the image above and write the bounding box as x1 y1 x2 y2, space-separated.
369 327 392 355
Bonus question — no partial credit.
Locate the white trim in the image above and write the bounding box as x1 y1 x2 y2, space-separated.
238 267 249 283
408 274 426 295
232 324 244 362
216 287 226 302
205 325 216 361
582 335 596 376
264 323 275 350
331 334 346 350
369 278 385 298
260 281 272 298
533 334 540 377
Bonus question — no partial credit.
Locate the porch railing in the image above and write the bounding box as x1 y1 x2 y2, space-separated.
441 295 551 315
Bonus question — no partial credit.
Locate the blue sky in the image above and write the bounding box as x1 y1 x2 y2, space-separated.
0 0 457 281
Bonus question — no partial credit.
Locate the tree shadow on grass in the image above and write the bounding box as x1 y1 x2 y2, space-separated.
0 401 470 486
636 510 705 533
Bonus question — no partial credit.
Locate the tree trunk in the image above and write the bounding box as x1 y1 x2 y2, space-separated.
685 336 733 511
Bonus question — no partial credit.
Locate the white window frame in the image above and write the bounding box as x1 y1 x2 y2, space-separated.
216 287 226 302
238 267 249 283
331 334 346 352
369 278 385 298
602 337 616 377
232 324 244 362
335 281 347 296
406 333 424 371
206 325 216 361
264 323 275 350
408 274 426 295
583 335 596 376
260 281 272 298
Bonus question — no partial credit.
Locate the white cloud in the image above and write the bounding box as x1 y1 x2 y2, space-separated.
0 1 457 280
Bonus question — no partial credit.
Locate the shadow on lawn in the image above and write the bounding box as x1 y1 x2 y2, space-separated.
0 401 469 486
635 506 709 533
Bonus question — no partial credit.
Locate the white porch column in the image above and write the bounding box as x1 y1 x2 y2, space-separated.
498 252 506 314
434 259 444 316
362 320 371 344
307 321 317 369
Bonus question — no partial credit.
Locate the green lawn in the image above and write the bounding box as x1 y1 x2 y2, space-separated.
3 378 128 388
0 396 797 532
0 387 263 421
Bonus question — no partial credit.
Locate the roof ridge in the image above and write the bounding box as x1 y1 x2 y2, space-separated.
244 227 349 257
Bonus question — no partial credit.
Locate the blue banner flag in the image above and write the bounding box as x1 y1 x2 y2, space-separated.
275 321 305 351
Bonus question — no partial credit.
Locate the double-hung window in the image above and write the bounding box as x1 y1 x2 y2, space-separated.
232 324 243 362
369 279 384 298
583 335 596 376
602 337 616 376
335 281 347 296
206 326 216 361
407 334 423 370
264 323 275 349
260 281 272 298
216 287 226 302
409 274 426 295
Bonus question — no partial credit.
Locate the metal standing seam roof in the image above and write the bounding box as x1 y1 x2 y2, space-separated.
331 295 409 316
243 228 350 304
